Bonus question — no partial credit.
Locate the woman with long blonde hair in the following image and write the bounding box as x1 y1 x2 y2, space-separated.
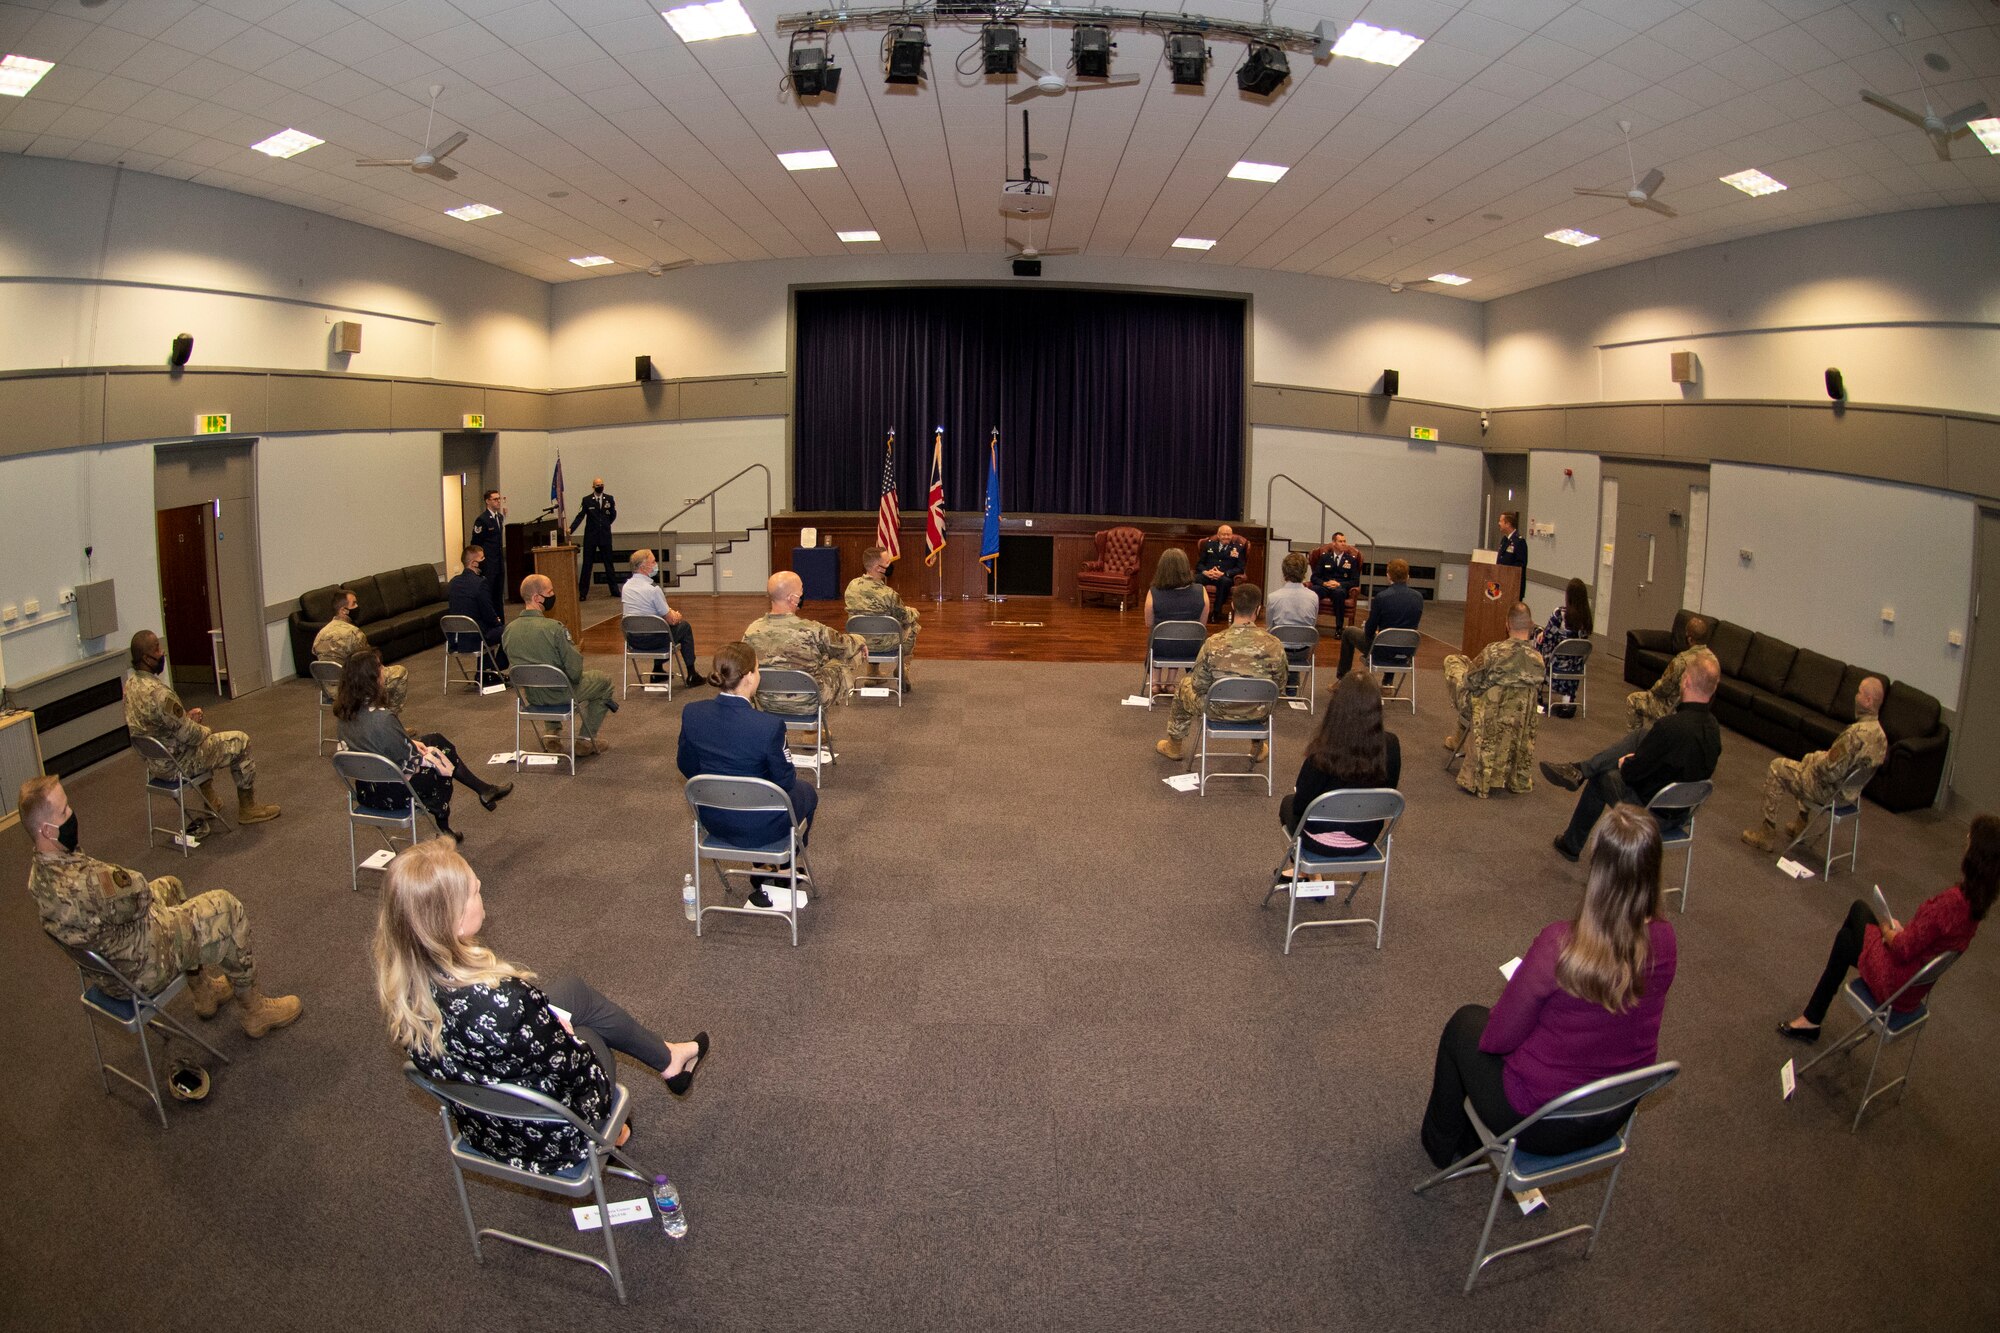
374 839 708 1175
1419 804 1676 1167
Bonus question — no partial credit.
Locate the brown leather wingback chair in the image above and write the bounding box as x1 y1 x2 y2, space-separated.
1078 526 1145 610
1306 542 1360 623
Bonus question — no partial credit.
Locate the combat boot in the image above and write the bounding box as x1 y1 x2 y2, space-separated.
190 966 234 1019
1779 813 1810 846
198 778 226 819
1740 822 1781 852
1155 738 1184 761
1249 741 1269 763
236 785 282 824
235 987 303 1037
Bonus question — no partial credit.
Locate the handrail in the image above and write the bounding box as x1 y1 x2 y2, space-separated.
1264 473 1374 552
654 463 774 598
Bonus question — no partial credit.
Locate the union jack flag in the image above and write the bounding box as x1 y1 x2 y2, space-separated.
874 430 901 561
924 428 947 567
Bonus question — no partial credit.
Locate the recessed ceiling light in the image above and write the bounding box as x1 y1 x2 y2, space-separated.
445 203 502 221
569 255 613 267
250 128 322 159
1330 22 1425 67
662 1 757 43
1720 168 1787 196
1544 228 1599 247
837 229 881 243
1428 273 1471 286
1227 160 1289 183
0 54 55 97
778 149 837 171
1171 237 1216 251
1969 117 2000 155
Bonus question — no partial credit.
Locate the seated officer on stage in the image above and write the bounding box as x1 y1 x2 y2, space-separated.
844 544 920 691
621 549 701 688
1155 583 1290 762
502 574 617 755
1195 525 1249 621
23 775 302 1038
124 631 281 826
446 545 509 681
1309 533 1362 629
743 572 867 715
314 587 409 712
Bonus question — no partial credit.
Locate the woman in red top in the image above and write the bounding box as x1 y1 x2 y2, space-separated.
1778 812 1997 1040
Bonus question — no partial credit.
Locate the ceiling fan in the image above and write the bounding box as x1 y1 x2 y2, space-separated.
1006 230 1078 260
355 85 469 181
1009 23 1140 102
1573 121 1675 217
640 220 694 275
1859 14 1989 161
1381 277 1441 293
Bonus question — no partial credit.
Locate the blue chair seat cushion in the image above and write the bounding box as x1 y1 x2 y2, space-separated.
1847 978 1927 1031
1298 844 1384 871
697 828 793 859
520 703 572 718
1209 718 1270 734
146 776 194 792
83 986 141 1022
355 802 413 820
1509 1135 1623 1178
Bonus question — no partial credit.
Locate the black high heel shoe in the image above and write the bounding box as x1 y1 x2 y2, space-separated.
480 782 514 812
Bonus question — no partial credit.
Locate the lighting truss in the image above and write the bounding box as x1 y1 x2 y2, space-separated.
776 5 1363 66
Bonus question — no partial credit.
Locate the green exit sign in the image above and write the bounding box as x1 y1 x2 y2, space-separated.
1410 425 1438 441
196 413 231 434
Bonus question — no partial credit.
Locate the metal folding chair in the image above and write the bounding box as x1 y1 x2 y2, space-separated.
1263 789 1404 953
403 1064 650 1304
1369 627 1421 713
756 668 832 787
442 614 499 695
132 734 230 857
510 663 577 775
54 940 231 1128
685 775 819 946
1784 766 1874 879
1647 780 1713 913
1415 1061 1681 1293
1145 620 1206 706
1273 625 1318 713
1545 637 1593 717
310 658 344 752
330 749 439 891
1795 951 1958 1131
620 615 674 700
845 613 905 703
1198 676 1280 795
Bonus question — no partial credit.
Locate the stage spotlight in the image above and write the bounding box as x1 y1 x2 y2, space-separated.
788 34 840 98
1236 41 1289 96
885 25 927 85
1072 24 1113 79
982 23 1021 75
1166 31 1209 87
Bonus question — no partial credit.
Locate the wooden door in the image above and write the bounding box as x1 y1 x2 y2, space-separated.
154 504 214 685
1949 508 2000 813
1601 461 1706 656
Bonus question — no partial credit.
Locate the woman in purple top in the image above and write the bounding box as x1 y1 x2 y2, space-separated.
1420 804 1677 1167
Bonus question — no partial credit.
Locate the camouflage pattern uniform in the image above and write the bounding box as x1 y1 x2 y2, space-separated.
312 618 409 712
1626 645 1707 732
1443 637 1546 796
844 575 920 657
502 609 614 739
28 850 255 998
1165 623 1290 743
124 669 256 790
744 612 868 715
1759 713 1888 832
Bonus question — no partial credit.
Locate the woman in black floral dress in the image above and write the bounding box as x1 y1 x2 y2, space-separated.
373 839 708 1175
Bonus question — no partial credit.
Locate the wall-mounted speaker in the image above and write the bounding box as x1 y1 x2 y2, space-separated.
1669 351 1697 384
1012 258 1042 277
1381 368 1399 397
635 355 663 383
1824 367 1846 401
331 321 362 354
169 333 193 368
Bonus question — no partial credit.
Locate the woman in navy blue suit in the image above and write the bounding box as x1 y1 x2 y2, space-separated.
677 642 817 906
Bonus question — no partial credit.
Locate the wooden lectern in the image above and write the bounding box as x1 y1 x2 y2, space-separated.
1461 560 1525 657
531 544 584 643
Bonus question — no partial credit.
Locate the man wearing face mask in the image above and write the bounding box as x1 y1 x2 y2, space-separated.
503 574 618 754
123 631 281 824
472 489 507 609
621 548 702 687
569 476 618 600
20 776 302 1037
446 544 510 683
313 587 410 711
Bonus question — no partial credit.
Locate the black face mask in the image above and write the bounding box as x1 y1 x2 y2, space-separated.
51 811 78 853
594 486 604 495
541 593 557 612
142 653 165 675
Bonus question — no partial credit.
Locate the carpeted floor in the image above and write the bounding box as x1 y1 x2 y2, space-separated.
3 611 1995 1332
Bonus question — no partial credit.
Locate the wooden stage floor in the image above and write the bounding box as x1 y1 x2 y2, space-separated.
574 591 1462 670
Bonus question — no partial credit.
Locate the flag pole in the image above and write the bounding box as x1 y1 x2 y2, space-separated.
985 428 1004 609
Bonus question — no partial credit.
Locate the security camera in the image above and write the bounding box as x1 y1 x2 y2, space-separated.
1479 412 1489 435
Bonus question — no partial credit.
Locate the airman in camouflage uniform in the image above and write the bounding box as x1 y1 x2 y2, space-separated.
123 631 281 824
1156 585 1290 759
19 776 301 1036
1743 677 1890 851
844 545 920 686
313 589 408 712
503 576 616 751
745 571 867 716
1442 604 1546 796
1627 616 1714 732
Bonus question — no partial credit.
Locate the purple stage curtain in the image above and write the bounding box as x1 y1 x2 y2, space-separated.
793 286 1244 519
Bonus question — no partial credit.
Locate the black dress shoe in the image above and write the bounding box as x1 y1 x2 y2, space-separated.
1776 1021 1821 1044
480 782 514 812
665 1031 709 1098
746 886 775 909
1551 836 1579 863
1540 761 1583 792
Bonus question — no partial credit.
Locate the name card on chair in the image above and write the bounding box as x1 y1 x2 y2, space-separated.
359 850 395 871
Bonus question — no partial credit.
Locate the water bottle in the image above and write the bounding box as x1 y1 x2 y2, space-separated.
652 1174 687 1238
681 873 698 922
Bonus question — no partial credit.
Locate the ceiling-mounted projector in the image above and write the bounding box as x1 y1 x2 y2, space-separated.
1001 177 1054 217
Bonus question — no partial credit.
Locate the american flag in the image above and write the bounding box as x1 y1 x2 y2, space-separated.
923 427 947 567
874 430 902 561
